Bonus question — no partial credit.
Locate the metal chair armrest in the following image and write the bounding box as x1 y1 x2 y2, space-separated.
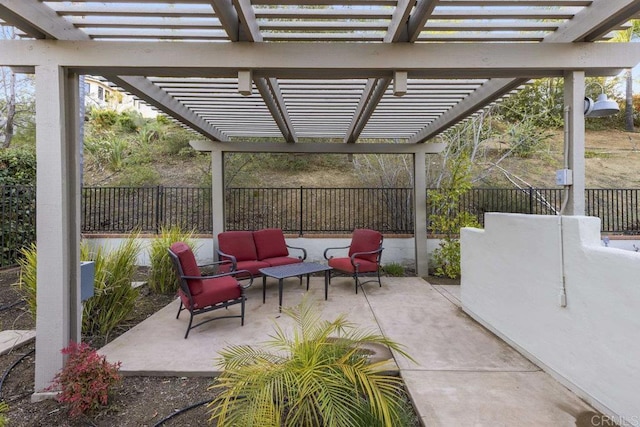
349 247 384 266
323 245 350 260
287 244 307 260
216 249 238 271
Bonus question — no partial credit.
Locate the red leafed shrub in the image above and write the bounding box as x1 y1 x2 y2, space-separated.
49 341 122 418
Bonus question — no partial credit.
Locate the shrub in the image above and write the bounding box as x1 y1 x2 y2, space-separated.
162 128 192 156
16 238 141 340
83 132 130 172
383 262 405 277
116 110 143 133
89 109 118 130
81 236 141 340
0 147 36 185
148 226 196 294
50 341 121 418
209 296 415 427
429 154 480 279
15 243 37 317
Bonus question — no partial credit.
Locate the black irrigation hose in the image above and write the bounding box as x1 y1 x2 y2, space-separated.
0 348 35 401
0 300 25 312
153 398 210 427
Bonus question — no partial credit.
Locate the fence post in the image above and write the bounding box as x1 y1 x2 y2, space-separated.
155 185 164 234
529 186 534 214
299 186 303 236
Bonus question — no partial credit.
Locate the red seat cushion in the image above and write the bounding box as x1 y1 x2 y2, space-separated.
179 275 241 310
253 228 289 260
170 242 204 296
328 257 379 273
219 260 270 277
348 229 382 262
263 256 303 267
218 231 258 262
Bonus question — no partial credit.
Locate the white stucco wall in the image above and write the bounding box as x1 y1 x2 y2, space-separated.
461 213 640 425
83 236 439 271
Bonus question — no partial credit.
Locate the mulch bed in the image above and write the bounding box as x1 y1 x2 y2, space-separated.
0 267 215 426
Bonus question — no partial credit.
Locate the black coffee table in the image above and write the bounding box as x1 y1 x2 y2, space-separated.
259 262 332 312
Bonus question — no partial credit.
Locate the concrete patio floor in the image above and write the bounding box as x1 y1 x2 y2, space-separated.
100 276 597 426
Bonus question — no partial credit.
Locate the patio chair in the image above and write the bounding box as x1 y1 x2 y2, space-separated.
323 229 384 294
168 242 252 339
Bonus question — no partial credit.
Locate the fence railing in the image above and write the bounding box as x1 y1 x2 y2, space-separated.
1 185 36 269
3 185 640 268
225 187 414 235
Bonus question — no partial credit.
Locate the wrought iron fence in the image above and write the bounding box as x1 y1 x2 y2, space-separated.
225 187 413 234
1 185 36 268
81 186 212 234
3 185 640 268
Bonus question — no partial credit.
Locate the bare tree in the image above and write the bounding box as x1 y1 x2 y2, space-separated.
0 66 16 148
0 26 35 148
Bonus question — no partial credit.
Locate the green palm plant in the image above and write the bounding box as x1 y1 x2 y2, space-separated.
148 226 196 294
209 296 416 427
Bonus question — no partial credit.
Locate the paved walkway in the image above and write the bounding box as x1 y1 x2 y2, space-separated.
100 277 597 426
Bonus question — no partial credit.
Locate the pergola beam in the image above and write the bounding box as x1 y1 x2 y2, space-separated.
546 0 640 42
343 0 429 144
1 0 229 142
2 41 638 76
409 78 523 143
411 0 640 143
0 0 86 40
108 76 230 142
190 140 445 154
212 0 297 142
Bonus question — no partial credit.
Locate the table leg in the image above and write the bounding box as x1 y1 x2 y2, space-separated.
324 270 329 300
279 278 284 312
262 276 267 304
306 274 310 290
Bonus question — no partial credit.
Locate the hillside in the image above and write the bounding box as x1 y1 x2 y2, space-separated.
82 129 640 189
473 129 640 188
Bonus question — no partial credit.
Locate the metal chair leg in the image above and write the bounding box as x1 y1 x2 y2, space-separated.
184 311 194 339
176 300 184 319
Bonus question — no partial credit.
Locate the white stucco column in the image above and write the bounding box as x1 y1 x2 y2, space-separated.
211 148 225 256
34 66 82 394
414 150 428 275
563 71 586 215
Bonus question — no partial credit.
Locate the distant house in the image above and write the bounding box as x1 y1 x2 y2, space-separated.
84 76 157 118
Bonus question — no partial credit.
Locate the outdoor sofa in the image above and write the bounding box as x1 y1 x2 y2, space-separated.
217 228 307 277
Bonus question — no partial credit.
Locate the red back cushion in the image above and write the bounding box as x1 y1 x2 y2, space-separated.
170 242 203 295
348 229 382 262
218 231 258 262
253 228 289 260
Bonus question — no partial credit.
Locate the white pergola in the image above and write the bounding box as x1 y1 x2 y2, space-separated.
0 0 639 395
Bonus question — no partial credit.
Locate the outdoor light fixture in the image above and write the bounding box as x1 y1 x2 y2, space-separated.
393 70 407 96
584 82 620 118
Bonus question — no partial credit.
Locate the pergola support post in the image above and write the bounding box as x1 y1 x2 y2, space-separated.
33 65 82 397
414 151 428 276
211 148 225 258
563 71 586 215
